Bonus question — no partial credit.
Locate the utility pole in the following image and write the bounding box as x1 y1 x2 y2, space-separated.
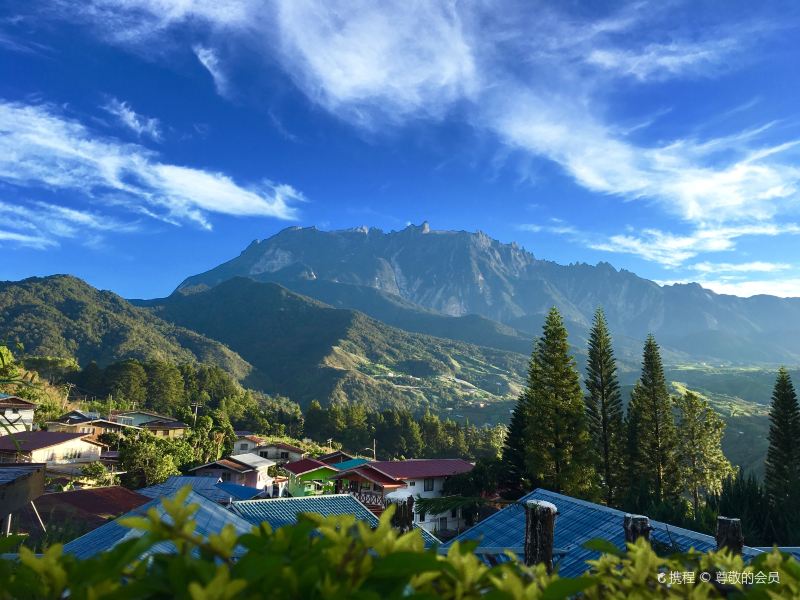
191 401 200 427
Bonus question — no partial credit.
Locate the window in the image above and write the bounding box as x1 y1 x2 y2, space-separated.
451 508 458 518
418 512 426 523
439 517 448 530
240 443 248 450
408 481 415 486
221 472 231 482
280 451 289 459
259 451 269 458
423 478 434 492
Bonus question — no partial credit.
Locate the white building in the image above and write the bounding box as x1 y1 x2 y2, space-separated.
0 431 103 466
0 394 36 434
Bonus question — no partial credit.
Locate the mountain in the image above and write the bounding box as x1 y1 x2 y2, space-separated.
0 275 251 379
146 277 527 414
178 223 800 365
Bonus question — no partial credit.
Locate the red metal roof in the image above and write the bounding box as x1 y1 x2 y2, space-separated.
370 459 474 480
329 465 404 487
189 458 252 474
0 431 102 453
318 450 354 464
282 457 335 476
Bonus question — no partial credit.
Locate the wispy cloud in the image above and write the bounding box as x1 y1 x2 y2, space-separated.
193 45 230 97
659 277 800 299
0 100 302 234
690 261 792 274
102 97 161 141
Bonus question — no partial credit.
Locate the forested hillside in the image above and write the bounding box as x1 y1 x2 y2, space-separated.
0 276 251 378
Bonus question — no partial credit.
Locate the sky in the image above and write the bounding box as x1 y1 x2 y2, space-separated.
1 0 800 299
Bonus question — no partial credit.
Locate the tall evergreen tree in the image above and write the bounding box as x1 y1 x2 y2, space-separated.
584 308 625 506
764 368 800 510
500 401 528 496
522 307 596 496
626 335 680 507
674 390 734 517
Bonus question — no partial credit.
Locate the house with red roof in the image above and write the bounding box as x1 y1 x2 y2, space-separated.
0 431 104 468
330 459 474 535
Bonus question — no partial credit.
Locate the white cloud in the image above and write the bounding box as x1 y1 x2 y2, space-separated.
0 100 301 232
588 224 800 267
102 97 161 140
193 45 230 97
659 277 800 299
690 261 792 274
0 228 54 249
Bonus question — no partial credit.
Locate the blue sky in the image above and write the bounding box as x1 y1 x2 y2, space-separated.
1 1 800 299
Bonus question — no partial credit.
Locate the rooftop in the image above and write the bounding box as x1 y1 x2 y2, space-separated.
231 494 439 547
332 457 370 471
261 441 305 454
443 489 763 577
229 452 275 470
371 459 474 480
282 457 335 476
0 394 36 409
318 450 354 464
0 431 102 453
329 465 404 487
138 475 234 504
62 490 252 559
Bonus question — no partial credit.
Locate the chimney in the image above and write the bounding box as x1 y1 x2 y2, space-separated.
523 500 557 572
623 514 651 543
388 495 414 533
715 517 744 555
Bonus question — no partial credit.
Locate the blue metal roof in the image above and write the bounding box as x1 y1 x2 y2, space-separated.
62 490 253 559
231 493 439 548
443 489 762 577
137 476 233 504
216 482 262 501
333 458 370 471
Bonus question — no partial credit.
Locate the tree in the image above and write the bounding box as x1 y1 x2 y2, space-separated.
143 361 185 413
118 434 179 488
764 367 800 541
584 308 625 506
103 360 147 406
674 390 734 517
520 307 596 496
500 402 528 496
709 469 770 546
626 335 680 508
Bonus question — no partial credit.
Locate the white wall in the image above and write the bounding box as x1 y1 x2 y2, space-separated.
1 407 34 433
30 438 101 464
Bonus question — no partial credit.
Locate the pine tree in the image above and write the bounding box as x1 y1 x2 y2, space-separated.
522 307 596 496
764 368 800 512
500 400 528 496
584 308 625 506
626 335 680 507
674 390 734 517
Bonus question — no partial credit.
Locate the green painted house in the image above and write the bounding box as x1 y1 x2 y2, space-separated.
282 458 340 496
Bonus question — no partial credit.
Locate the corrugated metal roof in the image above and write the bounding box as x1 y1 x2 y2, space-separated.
230 494 439 548
282 457 335 476
0 431 101 452
229 453 275 469
216 482 262 501
371 459 473 480
442 489 763 577
0 463 44 486
62 490 253 559
333 458 370 471
137 476 232 504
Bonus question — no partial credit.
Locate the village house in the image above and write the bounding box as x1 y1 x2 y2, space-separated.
330 459 474 535
108 410 189 438
234 434 267 454
282 458 339 496
0 394 36 434
187 453 275 491
254 441 306 464
48 411 141 440
317 450 355 465
0 431 103 467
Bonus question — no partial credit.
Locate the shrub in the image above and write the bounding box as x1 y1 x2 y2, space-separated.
1 487 798 599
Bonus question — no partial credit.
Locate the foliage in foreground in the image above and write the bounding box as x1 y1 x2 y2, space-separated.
1 489 800 599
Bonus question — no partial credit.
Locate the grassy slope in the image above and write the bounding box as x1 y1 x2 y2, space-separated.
148 278 528 412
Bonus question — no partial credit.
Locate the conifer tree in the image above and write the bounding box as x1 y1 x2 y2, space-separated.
522 307 596 496
500 401 528 496
764 368 800 509
584 308 625 506
626 335 680 506
674 390 733 517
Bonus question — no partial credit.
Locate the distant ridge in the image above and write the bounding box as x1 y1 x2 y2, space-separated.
177 223 800 365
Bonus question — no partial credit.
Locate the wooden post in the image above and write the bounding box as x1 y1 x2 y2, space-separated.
624 514 651 543
524 500 556 572
3 514 11 537
715 517 744 555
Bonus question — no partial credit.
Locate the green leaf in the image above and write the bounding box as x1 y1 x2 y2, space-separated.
541 576 596 600
371 552 443 578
